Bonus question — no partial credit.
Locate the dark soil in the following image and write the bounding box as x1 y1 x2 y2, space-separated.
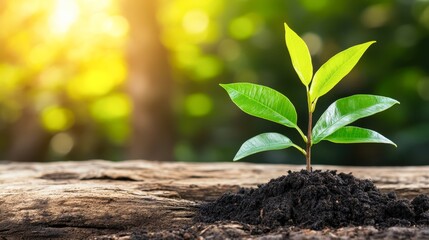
197 170 429 230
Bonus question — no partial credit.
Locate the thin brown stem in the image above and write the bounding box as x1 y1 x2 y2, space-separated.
306 110 312 172
305 87 314 172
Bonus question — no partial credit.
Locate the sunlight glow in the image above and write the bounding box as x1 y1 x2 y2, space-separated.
90 94 131 121
1 0 131 151
41 106 75 132
102 15 129 38
49 0 80 35
182 10 209 34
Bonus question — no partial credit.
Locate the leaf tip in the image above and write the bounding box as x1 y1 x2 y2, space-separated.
283 22 289 30
364 40 377 49
388 97 400 106
382 134 397 148
363 41 376 47
219 83 229 90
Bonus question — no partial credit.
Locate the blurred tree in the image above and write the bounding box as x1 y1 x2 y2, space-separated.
121 1 175 161
7 105 50 162
1 3 53 161
0 0 427 166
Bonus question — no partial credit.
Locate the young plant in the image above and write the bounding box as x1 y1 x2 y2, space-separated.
220 23 399 171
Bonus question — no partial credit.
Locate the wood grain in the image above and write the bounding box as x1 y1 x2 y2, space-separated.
0 160 428 239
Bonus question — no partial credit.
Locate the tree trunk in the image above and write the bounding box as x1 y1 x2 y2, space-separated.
6 105 50 162
1 160 428 239
122 1 175 161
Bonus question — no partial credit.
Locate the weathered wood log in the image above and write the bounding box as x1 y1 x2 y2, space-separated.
0 160 428 239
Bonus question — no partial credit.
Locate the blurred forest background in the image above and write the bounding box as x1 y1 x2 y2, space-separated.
0 0 428 165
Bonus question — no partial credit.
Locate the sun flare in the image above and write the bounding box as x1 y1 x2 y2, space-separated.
49 0 80 35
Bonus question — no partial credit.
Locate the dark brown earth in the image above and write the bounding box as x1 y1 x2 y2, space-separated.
131 170 429 239
197 170 429 230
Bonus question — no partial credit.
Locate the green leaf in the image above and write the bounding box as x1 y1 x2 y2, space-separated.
309 41 375 102
312 94 399 144
324 126 397 146
234 132 297 161
220 83 298 128
284 23 313 86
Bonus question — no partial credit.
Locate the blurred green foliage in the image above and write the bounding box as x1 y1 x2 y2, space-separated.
160 0 429 165
0 0 428 165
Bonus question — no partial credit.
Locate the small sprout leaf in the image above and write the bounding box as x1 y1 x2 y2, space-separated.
220 83 298 128
234 132 299 161
324 126 397 146
309 41 375 102
312 94 399 144
284 23 313 86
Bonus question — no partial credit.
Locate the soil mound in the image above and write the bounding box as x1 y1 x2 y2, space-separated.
197 170 429 230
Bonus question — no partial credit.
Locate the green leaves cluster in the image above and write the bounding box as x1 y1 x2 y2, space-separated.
221 22 399 169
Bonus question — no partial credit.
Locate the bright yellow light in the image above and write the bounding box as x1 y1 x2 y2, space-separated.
90 94 131 121
41 106 75 132
88 13 129 38
102 15 129 38
49 0 80 35
0 64 23 93
68 69 119 98
67 53 127 99
183 10 209 34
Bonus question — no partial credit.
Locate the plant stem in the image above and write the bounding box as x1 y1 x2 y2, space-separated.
306 110 312 172
306 88 313 172
295 127 307 143
293 144 307 155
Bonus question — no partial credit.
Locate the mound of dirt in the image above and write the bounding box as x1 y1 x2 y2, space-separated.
197 170 429 230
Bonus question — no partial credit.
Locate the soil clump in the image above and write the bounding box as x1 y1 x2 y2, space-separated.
197 170 429 230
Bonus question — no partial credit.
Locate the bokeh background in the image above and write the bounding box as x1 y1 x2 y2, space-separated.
0 0 428 165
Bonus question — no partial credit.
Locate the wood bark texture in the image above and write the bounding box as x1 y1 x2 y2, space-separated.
0 160 428 239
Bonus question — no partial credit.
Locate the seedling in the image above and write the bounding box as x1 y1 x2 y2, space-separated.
221 23 399 171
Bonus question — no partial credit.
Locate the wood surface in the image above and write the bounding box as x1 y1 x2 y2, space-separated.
1 160 428 239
